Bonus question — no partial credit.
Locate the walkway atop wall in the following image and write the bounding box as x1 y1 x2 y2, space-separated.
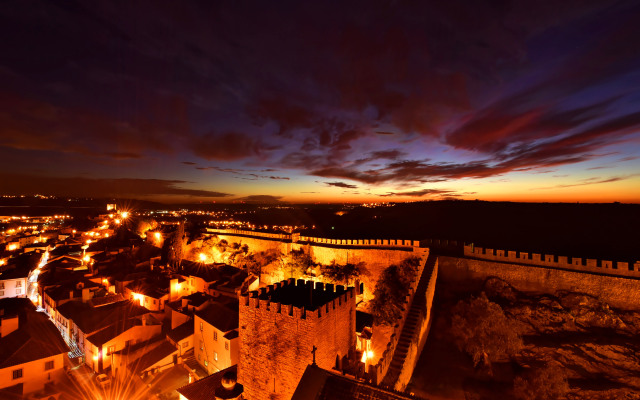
381 253 438 388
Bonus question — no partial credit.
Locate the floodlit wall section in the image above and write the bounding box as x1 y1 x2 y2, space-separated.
207 228 420 248
464 244 640 278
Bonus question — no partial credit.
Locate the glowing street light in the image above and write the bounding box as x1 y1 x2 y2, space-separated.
199 253 207 262
121 211 129 219
154 232 161 240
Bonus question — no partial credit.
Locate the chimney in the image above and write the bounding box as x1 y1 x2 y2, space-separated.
70 290 74 299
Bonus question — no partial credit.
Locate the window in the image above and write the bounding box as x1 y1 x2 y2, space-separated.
0 282 4 289
200 340 203 351
199 322 203 331
0 291 4 297
213 331 218 341
107 345 115 355
44 360 54 371
182 342 189 348
12 369 23 379
214 352 218 361
197 354 201 361
204 360 208 367
125 340 132 348
15 281 22 288
16 289 21 295
153 299 157 305
225 341 229 351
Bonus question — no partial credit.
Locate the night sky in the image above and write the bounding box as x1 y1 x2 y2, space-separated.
1 1 639 203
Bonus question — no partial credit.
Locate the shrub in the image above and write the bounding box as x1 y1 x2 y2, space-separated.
450 292 523 368
513 364 569 400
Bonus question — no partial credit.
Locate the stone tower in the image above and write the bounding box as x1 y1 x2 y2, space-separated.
238 279 356 400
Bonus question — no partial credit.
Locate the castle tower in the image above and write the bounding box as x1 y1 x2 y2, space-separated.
238 279 356 400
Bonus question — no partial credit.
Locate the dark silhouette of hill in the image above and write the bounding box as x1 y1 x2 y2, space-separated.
292 201 639 262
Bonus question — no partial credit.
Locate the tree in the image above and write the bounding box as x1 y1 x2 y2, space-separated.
135 218 158 238
244 249 280 276
369 256 423 326
398 256 421 286
450 292 523 369
513 364 569 400
163 221 185 267
321 261 366 286
283 249 313 279
370 264 408 325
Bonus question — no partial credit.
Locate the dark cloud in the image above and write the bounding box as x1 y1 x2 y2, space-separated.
324 181 358 189
533 176 630 190
379 188 455 197
181 161 197 165
0 174 233 198
189 132 264 161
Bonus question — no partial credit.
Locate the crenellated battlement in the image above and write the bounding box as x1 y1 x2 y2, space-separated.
240 278 355 320
207 228 421 248
239 278 356 400
464 244 640 278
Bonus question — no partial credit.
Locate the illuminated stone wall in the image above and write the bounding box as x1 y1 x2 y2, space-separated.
210 228 428 300
464 244 640 279
440 256 640 310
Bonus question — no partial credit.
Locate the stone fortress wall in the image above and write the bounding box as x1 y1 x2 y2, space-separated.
207 228 420 248
238 279 356 400
207 228 428 300
464 244 640 279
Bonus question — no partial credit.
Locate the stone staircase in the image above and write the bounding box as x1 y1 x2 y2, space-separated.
182 349 208 379
381 253 437 387
182 349 199 371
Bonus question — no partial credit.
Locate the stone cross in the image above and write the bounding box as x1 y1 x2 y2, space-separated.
311 345 317 365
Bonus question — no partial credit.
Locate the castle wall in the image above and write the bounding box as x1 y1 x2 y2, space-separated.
296 244 428 300
238 280 356 400
439 256 640 310
208 229 427 300
214 234 291 254
464 244 640 279
393 257 438 391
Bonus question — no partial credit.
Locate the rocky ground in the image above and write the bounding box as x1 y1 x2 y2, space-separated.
408 277 640 400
